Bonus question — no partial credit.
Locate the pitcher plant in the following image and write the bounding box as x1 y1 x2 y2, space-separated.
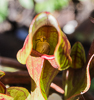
17 12 72 100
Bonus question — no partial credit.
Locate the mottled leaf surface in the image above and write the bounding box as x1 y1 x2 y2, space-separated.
62 58 91 100
54 30 72 70
62 65 90 100
17 35 32 64
0 93 13 100
6 87 31 100
26 55 59 100
62 42 91 100
70 42 86 69
40 59 59 98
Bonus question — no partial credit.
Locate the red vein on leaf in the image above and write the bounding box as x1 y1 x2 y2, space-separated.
67 54 94 100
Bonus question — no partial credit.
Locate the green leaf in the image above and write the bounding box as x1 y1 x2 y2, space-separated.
54 30 72 70
26 56 59 100
35 0 69 13
0 0 8 23
87 40 94 79
0 93 13 100
62 56 91 100
0 70 5 78
70 42 86 69
35 1 55 13
62 42 91 100
6 87 31 100
19 0 34 9
0 81 6 94
62 67 90 100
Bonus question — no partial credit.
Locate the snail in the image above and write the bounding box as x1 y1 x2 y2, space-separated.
35 35 50 54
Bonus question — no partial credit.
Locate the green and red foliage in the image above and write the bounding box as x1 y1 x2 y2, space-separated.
0 12 94 100
17 12 71 100
62 42 92 100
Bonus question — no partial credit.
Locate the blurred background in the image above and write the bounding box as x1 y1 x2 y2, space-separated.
0 0 94 97
0 0 94 58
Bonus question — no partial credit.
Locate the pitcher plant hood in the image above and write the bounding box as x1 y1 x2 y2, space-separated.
17 12 72 70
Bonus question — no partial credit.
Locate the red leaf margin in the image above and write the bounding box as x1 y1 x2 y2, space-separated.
17 12 72 70
62 54 93 100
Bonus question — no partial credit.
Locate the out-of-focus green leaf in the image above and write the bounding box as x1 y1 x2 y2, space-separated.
0 0 8 23
6 87 31 100
35 0 69 13
87 40 94 79
0 93 13 100
0 66 20 72
19 0 34 9
0 70 5 78
0 81 6 94
70 42 86 69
